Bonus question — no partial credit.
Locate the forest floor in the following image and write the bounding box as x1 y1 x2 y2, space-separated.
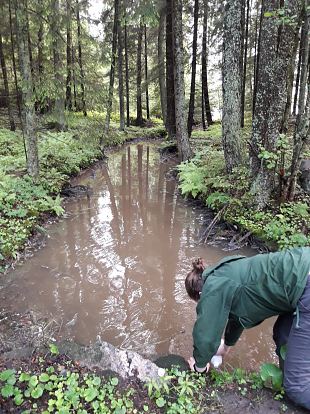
0 112 309 413
0 347 307 414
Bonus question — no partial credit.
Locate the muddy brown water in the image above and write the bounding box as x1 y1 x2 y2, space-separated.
0 142 277 370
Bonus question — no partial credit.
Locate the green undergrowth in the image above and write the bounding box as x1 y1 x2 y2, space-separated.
0 112 166 268
0 346 286 414
179 124 310 249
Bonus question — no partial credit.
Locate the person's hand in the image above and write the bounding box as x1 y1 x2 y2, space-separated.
187 357 196 371
187 357 210 373
216 340 230 357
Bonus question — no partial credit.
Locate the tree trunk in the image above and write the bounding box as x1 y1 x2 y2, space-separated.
222 0 243 173
118 1 125 131
66 0 73 110
241 0 250 128
76 0 87 116
104 0 119 132
15 0 39 177
37 18 44 76
9 0 20 109
166 0 176 139
250 0 303 209
51 0 66 130
253 0 262 116
202 0 213 126
72 45 78 110
0 31 15 131
201 75 206 130
136 23 143 126
25 0 36 106
285 4 309 200
187 0 199 137
37 9 45 113
158 2 167 127
293 42 302 116
144 25 150 120
124 22 130 126
173 0 192 160
282 13 302 132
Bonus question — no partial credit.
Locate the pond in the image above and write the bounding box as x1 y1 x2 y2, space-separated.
0 142 277 370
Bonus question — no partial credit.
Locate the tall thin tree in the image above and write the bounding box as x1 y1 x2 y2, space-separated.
105 0 119 132
241 0 250 127
0 30 16 131
187 0 199 136
124 21 130 126
76 0 87 116
158 1 167 127
14 0 39 177
144 25 150 120
202 0 213 126
165 0 176 138
118 0 125 131
66 0 73 110
136 23 143 126
51 0 66 130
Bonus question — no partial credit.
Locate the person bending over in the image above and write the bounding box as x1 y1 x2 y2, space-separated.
185 247 310 410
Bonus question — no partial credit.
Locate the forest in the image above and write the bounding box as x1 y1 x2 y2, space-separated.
0 0 310 412
0 0 309 262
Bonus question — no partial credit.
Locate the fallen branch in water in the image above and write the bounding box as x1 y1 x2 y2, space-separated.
199 206 228 243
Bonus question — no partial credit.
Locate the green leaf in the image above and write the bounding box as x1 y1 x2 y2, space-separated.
84 387 98 402
1 384 14 397
19 373 31 382
39 373 50 383
260 363 283 390
92 376 101 386
29 375 38 387
156 397 166 408
14 393 24 406
24 389 31 398
264 11 274 17
31 385 44 399
110 377 119 386
0 369 15 382
49 343 59 355
280 344 287 361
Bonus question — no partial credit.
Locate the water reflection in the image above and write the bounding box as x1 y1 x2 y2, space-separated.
0 143 276 369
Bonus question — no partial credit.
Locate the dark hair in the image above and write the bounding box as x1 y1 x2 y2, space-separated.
185 258 205 302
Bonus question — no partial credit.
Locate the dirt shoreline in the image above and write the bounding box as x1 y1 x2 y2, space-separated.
1 137 303 413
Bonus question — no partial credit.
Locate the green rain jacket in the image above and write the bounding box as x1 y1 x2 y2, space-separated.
193 247 310 368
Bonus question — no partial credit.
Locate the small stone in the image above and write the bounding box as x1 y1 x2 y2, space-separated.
158 368 166 377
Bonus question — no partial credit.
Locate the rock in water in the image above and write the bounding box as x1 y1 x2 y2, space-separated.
58 339 163 382
154 354 189 371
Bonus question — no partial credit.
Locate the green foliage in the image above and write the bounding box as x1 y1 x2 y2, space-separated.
0 364 134 413
0 114 165 264
206 192 231 209
258 134 289 170
146 367 208 413
260 363 283 391
179 128 309 249
49 343 59 356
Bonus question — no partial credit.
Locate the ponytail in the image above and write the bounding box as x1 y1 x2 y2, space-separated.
185 258 206 302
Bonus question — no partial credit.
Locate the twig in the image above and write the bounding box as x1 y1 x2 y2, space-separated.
199 206 228 243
